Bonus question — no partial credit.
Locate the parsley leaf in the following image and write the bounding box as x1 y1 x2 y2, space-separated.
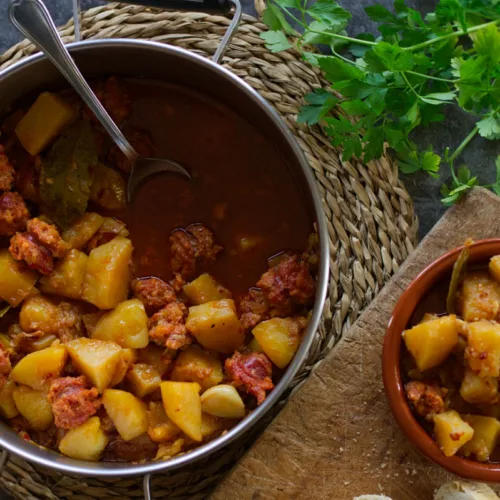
298 89 339 125
260 30 293 52
477 114 500 140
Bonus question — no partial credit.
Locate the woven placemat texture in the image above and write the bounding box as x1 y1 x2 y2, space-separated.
0 3 418 499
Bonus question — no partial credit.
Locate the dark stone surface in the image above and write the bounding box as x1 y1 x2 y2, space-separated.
0 0 497 496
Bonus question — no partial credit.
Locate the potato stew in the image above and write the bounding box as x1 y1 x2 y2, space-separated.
402 246 500 462
0 77 317 462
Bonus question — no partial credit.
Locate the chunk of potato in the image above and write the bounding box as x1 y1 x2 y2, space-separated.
90 163 126 211
39 249 88 299
136 344 169 376
402 315 458 371
459 271 500 322
461 414 500 462
82 236 133 309
0 379 19 419
200 385 246 419
19 295 58 333
99 217 129 238
186 299 244 354
67 338 123 393
102 389 148 441
252 317 302 369
12 385 53 431
147 401 181 443
170 345 223 390
160 381 202 442
248 337 264 352
11 345 67 390
156 438 185 460
92 299 148 349
201 413 226 440
59 416 109 461
183 274 232 305
15 92 76 156
433 410 474 457
62 212 104 250
460 368 498 404
126 363 161 398
0 249 38 307
109 348 137 387
490 255 500 283
466 320 500 377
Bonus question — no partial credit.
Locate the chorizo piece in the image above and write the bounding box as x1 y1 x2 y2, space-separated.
405 380 448 422
132 277 177 314
239 288 270 331
225 351 274 405
48 376 101 430
148 302 192 350
0 145 15 191
9 232 54 275
0 192 29 236
27 218 68 258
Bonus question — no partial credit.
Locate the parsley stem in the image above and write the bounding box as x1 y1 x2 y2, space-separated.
401 72 420 98
404 20 500 52
447 126 479 165
406 70 458 83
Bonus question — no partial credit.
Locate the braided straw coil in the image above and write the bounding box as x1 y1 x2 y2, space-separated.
0 3 418 499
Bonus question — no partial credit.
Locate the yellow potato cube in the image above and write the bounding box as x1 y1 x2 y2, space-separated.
136 344 169 376
186 299 244 354
433 410 474 457
62 212 104 250
160 381 202 442
39 249 88 299
126 363 161 398
460 368 498 404
183 274 231 305
156 438 185 460
459 271 500 322
12 385 53 431
19 295 59 333
0 249 38 307
59 416 109 461
147 401 181 443
109 348 136 387
15 92 76 156
11 345 67 390
82 236 132 309
200 385 246 419
461 414 500 462
92 299 149 349
201 413 226 440
252 317 302 369
466 320 500 377
102 389 148 441
67 338 123 393
490 255 500 283
0 379 19 419
170 345 223 390
402 315 458 371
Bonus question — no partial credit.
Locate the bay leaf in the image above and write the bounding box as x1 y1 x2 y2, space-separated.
40 120 97 230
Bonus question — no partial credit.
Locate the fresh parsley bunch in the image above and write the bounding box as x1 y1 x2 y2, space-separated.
260 0 500 204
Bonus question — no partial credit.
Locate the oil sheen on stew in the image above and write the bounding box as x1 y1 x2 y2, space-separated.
0 77 318 464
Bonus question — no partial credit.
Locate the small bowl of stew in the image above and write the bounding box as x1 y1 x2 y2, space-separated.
383 238 500 481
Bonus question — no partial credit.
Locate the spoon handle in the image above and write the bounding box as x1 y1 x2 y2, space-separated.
9 0 138 163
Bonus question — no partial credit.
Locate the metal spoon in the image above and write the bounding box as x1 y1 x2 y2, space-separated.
9 0 191 202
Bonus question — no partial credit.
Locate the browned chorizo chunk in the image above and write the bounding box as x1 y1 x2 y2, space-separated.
170 224 223 280
107 128 153 173
148 302 192 350
9 232 53 275
55 302 84 343
225 351 274 405
0 192 29 236
0 345 11 389
405 380 448 422
239 288 270 331
0 145 15 191
27 218 68 258
132 277 177 314
48 376 101 430
257 253 315 316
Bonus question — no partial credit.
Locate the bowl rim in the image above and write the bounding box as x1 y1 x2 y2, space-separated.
0 39 330 478
383 238 500 482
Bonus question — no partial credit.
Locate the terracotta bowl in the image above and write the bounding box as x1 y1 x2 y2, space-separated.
383 238 500 482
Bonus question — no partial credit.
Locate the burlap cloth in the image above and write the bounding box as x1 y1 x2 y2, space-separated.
0 3 418 499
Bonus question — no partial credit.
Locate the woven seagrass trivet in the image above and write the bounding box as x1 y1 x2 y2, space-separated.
0 3 418 499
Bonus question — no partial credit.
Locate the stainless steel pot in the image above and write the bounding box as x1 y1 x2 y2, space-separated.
0 2 329 497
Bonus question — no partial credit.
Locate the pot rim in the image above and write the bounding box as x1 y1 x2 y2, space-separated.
0 38 329 477
383 238 500 482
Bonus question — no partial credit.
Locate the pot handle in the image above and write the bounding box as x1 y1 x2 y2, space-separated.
93 0 242 64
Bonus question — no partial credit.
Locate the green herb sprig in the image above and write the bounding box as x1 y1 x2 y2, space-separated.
260 0 500 204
